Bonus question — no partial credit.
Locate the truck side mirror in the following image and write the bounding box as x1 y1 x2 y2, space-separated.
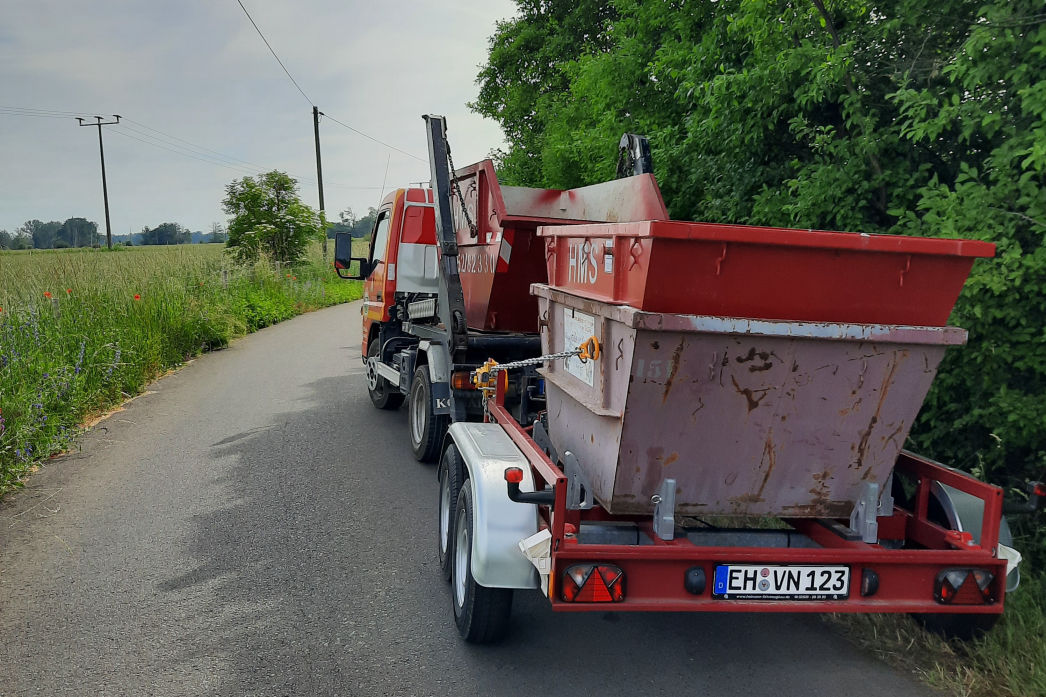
334 232 370 279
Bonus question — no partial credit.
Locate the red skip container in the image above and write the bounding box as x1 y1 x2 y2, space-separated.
539 220 995 326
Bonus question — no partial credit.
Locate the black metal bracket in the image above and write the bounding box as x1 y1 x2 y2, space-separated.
507 481 556 506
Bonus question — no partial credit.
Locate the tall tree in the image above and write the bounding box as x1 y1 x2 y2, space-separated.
474 0 1046 487
222 171 324 265
17 220 62 249
56 217 100 247
140 222 191 245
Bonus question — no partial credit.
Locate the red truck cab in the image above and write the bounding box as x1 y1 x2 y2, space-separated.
361 187 438 358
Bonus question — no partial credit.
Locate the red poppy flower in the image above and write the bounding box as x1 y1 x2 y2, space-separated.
133 294 141 300
66 288 72 294
292 276 297 281
43 291 52 299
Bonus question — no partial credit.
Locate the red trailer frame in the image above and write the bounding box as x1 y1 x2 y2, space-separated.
485 382 1007 616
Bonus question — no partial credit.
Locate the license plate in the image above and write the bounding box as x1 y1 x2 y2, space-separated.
713 565 850 600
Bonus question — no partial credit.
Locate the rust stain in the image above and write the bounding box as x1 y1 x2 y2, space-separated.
755 429 776 499
690 397 705 421
852 358 900 471
663 452 679 467
661 338 685 403
730 493 765 504
731 375 771 412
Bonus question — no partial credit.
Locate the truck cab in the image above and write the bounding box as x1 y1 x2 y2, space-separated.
361 187 438 359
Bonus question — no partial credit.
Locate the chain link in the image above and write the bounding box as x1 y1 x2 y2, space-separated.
446 141 478 237
486 348 587 375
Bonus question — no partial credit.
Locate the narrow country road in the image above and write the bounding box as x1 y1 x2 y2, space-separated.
0 301 939 697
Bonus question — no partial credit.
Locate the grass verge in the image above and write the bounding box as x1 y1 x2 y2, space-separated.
0 243 361 494
828 556 1046 696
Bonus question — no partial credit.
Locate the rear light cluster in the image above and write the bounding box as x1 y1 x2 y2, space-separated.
561 564 625 603
934 569 995 605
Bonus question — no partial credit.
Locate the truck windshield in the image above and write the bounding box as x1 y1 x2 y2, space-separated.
371 210 391 264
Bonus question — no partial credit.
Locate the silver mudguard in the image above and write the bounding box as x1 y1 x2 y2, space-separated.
448 422 541 590
932 482 1020 591
418 340 450 383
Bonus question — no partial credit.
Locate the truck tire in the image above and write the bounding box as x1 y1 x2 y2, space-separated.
452 484 513 643
438 444 464 582
367 340 404 410
409 366 448 462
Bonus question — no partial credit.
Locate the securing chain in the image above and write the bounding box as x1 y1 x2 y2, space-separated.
472 336 601 388
445 138 478 237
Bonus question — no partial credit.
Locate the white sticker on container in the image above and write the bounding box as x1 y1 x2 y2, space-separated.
604 253 613 274
563 309 595 386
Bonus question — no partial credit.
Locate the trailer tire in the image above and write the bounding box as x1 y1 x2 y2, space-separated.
908 485 1001 640
438 444 464 582
367 340 403 410
452 484 513 643
409 366 448 463
912 612 999 641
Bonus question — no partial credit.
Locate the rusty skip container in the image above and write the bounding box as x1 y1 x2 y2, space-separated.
535 285 970 517
531 220 993 517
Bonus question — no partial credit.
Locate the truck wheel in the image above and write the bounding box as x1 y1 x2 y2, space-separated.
452 484 513 643
438 445 464 582
367 340 403 410
409 366 449 462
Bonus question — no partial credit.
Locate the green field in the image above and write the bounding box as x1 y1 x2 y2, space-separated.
0 243 361 492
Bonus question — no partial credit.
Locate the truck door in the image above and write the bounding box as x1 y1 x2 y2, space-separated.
362 206 395 353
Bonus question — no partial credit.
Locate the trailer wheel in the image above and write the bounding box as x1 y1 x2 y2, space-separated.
438 444 464 582
409 366 448 462
912 612 999 641
452 484 513 643
367 340 403 410
909 487 1001 640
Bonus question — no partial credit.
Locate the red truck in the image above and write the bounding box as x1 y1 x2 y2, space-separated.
335 115 1033 643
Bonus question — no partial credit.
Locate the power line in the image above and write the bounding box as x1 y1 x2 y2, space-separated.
322 113 426 162
234 0 312 105
109 123 386 190
121 117 265 169
110 128 266 177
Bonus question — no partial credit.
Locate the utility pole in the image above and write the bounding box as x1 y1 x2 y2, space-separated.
77 115 121 249
312 106 327 259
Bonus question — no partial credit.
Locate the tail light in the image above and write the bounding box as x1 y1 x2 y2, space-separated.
934 569 995 605
561 564 625 603
452 371 476 390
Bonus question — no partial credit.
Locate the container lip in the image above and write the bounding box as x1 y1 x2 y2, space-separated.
536 219 996 259
533 285 968 346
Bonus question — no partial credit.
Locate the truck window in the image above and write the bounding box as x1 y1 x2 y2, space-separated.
371 210 392 264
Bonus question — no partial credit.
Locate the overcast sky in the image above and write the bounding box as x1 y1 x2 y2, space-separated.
0 0 517 236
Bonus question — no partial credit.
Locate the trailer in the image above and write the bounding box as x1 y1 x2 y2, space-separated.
337 115 1030 644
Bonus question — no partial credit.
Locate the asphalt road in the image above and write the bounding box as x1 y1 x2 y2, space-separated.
0 301 940 697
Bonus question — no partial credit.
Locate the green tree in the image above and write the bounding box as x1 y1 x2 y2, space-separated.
0 229 10 249
140 222 191 245
17 220 62 249
223 171 324 265
330 207 377 239
208 222 227 244
56 217 100 247
475 0 1046 488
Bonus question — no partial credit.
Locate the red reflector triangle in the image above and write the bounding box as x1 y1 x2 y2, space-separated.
577 568 613 602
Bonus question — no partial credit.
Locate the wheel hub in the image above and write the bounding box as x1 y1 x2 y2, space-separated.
366 357 380 392
454 506 469 608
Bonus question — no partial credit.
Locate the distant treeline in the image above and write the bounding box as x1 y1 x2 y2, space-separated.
0 219 227 249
